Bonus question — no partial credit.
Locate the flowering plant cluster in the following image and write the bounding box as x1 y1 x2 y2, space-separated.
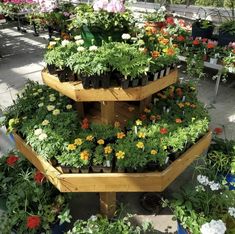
0 151 71 233
2 81 209 172
163 173 235 234
0 0 36 14
67 214 156 234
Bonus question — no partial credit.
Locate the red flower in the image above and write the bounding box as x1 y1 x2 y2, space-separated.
178 19 185 27
214 127 223 135
166 17 174 25
140 114 147 121
160 128 168 134
34 171 45 184
6 155 19 166
192 39 200 45
207 43 215 49
175 118 182 123
81 118 89 129
26 215 41 229
177 35 185 41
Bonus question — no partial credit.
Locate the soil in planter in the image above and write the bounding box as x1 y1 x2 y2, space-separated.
47 64 57 75
91 76 100 89
81 76 92 89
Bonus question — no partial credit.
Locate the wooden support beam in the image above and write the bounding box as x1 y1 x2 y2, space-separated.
100 192 116 218
75 102 84 118
100 101 115 124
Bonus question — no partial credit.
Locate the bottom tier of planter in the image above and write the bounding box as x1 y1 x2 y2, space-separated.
14 131 211 193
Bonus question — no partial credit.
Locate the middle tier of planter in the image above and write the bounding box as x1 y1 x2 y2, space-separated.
42 69 178 102
14 131 212 193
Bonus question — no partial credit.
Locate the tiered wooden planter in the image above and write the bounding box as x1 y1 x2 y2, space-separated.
15 68 212 217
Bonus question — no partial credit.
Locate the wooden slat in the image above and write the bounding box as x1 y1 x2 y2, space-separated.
100 101 115 124
42 69 178 102
100 192 116 218
14 132 211 193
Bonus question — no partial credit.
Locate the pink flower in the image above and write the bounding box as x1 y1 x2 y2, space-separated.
93 0 109 11
106 0 125 13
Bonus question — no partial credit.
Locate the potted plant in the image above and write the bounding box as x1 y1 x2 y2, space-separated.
0 151 71 233
218 20 235 46
163 175 235 234
66 214 156 233
192 18 214 39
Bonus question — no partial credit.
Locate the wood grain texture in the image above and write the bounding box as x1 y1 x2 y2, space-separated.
14 131 211 193
42 69 178 102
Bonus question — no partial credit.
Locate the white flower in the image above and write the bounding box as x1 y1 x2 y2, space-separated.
38 89 43 93
121 33 131 40
47 105 55 111
49 41 56 46
200 220 226 234
89 215 97 221
77 46 85 52
61 40 70 47
74 35 82 40
228 207 235 218
38 103 44 107
197 175 209 186
33 92 38 96
159 6 166 12
42 120 49 126
139 47 145 52
89 45 98 51
66 104 73 110
38 133 48 141
49 96 56 102
49 94 55 98
54 37 60 41
34 128 43 136
76 39 84 46
209 181 221 191
22 116 27 120
52 109 60 116
40 97 45 100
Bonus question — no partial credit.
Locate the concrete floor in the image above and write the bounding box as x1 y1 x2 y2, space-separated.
0 25 235 233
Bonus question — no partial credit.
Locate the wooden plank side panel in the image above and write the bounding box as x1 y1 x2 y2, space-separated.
14 134 63 191
42 69 178 102
15 131 211 193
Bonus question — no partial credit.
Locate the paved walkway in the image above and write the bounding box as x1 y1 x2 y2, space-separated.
0 26 235 233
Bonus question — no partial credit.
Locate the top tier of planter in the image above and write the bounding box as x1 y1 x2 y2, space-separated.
42 69 178 102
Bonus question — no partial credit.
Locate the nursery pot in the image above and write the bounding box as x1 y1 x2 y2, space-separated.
100 73 111 88
218 30 235 46
121 79 130 89
209 58 218 64
57 69 69 82
154 72 159 81
81 76 92 89
192 22 214 39
92 165 103 173
91 76 100 89
177 221 189 234
51 221 67 234
47 64 57 75
131 79 139 87
165 67 171 75
80 167 89 173
226 173 235 190
140 75 148 86
102 167 112 173
159 69 165 78
147 72 154 81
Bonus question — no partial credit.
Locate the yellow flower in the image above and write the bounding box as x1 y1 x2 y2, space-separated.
86 135 94 141
42 120 49 126
80 150 89 161
117 132 126 139
135 119 142 126
151 149 158 155
177 103 184 108
97 139 105 145
114 121 120 128
66 104 73 110
138 132 146 138
185 102 191 106
116 151 125 159
136 142 144 149
74 138 83 146
67 144 76 151
163 146 167 150
104 146 112 154
144 108 151 113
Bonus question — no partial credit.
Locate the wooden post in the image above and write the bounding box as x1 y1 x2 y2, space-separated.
139 96 152 113
75 102 84 118
100 101 115 124
99 192 116 218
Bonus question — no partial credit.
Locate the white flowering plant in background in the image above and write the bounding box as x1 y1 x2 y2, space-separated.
163 172 235 234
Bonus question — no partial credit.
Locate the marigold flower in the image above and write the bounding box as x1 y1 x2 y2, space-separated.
135 119 142 126
86 135 94 141
67 144 76 151
34 171 45 184
26 215 41 229
80 150 89 161
159 38 169 45
52 109 60 116
47 105 55 111
178 103 184 108
177 35 185 41
138 132 146 138
66 104 73 110
97 139 105 145
151 51 160 59
74 138 83 146
214 127 223 135
82 123 89 129
160 128 168 134
117 132 126 139
185 102 191 106
175 118 182 123
165 47 175 56
191 104 196 108
144 108 151 113
150 149 158 155
6 155 19 166
136 141 144 149
116 151 125 159
42 120 49 126
104 146 112 154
